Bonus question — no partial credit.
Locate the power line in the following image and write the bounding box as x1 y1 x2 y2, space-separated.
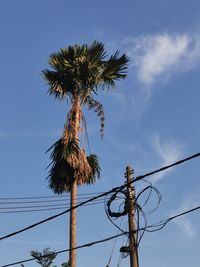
0 199 69 204
0 200 104 214
2 203 200 267
169 205 200 221
0 151 199 242
146 204 200 232
0 189 115 241
0 197 102 208
0 198 103 207
0 192 103 200
0 207 67 214
1 232 128 267
133 152 200 183
106 218 125 267
0 203 68 210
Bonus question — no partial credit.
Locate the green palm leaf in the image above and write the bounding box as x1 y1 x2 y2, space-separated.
86 154 101 184
42 41 129 102
46 139 76 193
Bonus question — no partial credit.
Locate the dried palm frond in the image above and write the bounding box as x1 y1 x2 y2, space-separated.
68 149 92 185
47 137 93 192
86 97 105 137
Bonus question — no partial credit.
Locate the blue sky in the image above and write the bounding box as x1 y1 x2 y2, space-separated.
0 0 200 266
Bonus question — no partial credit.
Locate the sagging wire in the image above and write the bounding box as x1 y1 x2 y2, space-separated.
115 221 129 267
4 204 200 267
1 151 199 243
104 189 128 234
134 185 161 247
81 115 91 154
116 250 123 267
1 231 128 267
105 218 125 267
105 180 162 255
135 203 147 246
136 185 162 214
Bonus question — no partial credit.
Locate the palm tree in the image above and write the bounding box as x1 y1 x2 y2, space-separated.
42 41 129 267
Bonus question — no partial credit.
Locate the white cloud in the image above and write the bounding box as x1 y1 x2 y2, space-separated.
170 197 199 238
125 33 200 86
150 135 183 183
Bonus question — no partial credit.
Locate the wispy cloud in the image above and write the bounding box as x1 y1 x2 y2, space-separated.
124 33 200 87
150 135 183 183
170 197 199 238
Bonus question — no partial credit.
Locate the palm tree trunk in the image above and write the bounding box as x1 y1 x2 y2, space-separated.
69 180 77 267
69 97 80 267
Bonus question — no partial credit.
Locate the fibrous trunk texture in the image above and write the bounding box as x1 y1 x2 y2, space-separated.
69 97 80 267
69 179 77 267
66 97 92 267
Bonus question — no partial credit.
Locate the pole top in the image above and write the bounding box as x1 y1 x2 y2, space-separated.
126 165 132 170
126 166 134 173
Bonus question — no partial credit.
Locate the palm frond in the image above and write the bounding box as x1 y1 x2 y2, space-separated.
87 41 107 67
46 137 79 161
42 68 75 100
47 137 93 193
46 139 77 193
42 41 129 101
48 159 74 193
101 51 130 89
86 154 101 184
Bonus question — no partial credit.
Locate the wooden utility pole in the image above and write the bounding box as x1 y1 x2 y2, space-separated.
126 166 138 267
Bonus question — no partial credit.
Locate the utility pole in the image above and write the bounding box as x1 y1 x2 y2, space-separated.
126 166 138 267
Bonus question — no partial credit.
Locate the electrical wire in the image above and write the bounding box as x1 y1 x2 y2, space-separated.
1 232 128 267
0 188 119 241
0 207 67 214
105 181 161 249
0 198 103 210
0 199 78 205
133 152 200 183
0 200 105 214
82 115 91 154
117 224 128 265
136 185 162 214
106 218 125 267
104 191 128 234
135 204 147 246
0 203 69 210
0 151 199 242
0 192 104 200
146 204 200 232
2 204 200 267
